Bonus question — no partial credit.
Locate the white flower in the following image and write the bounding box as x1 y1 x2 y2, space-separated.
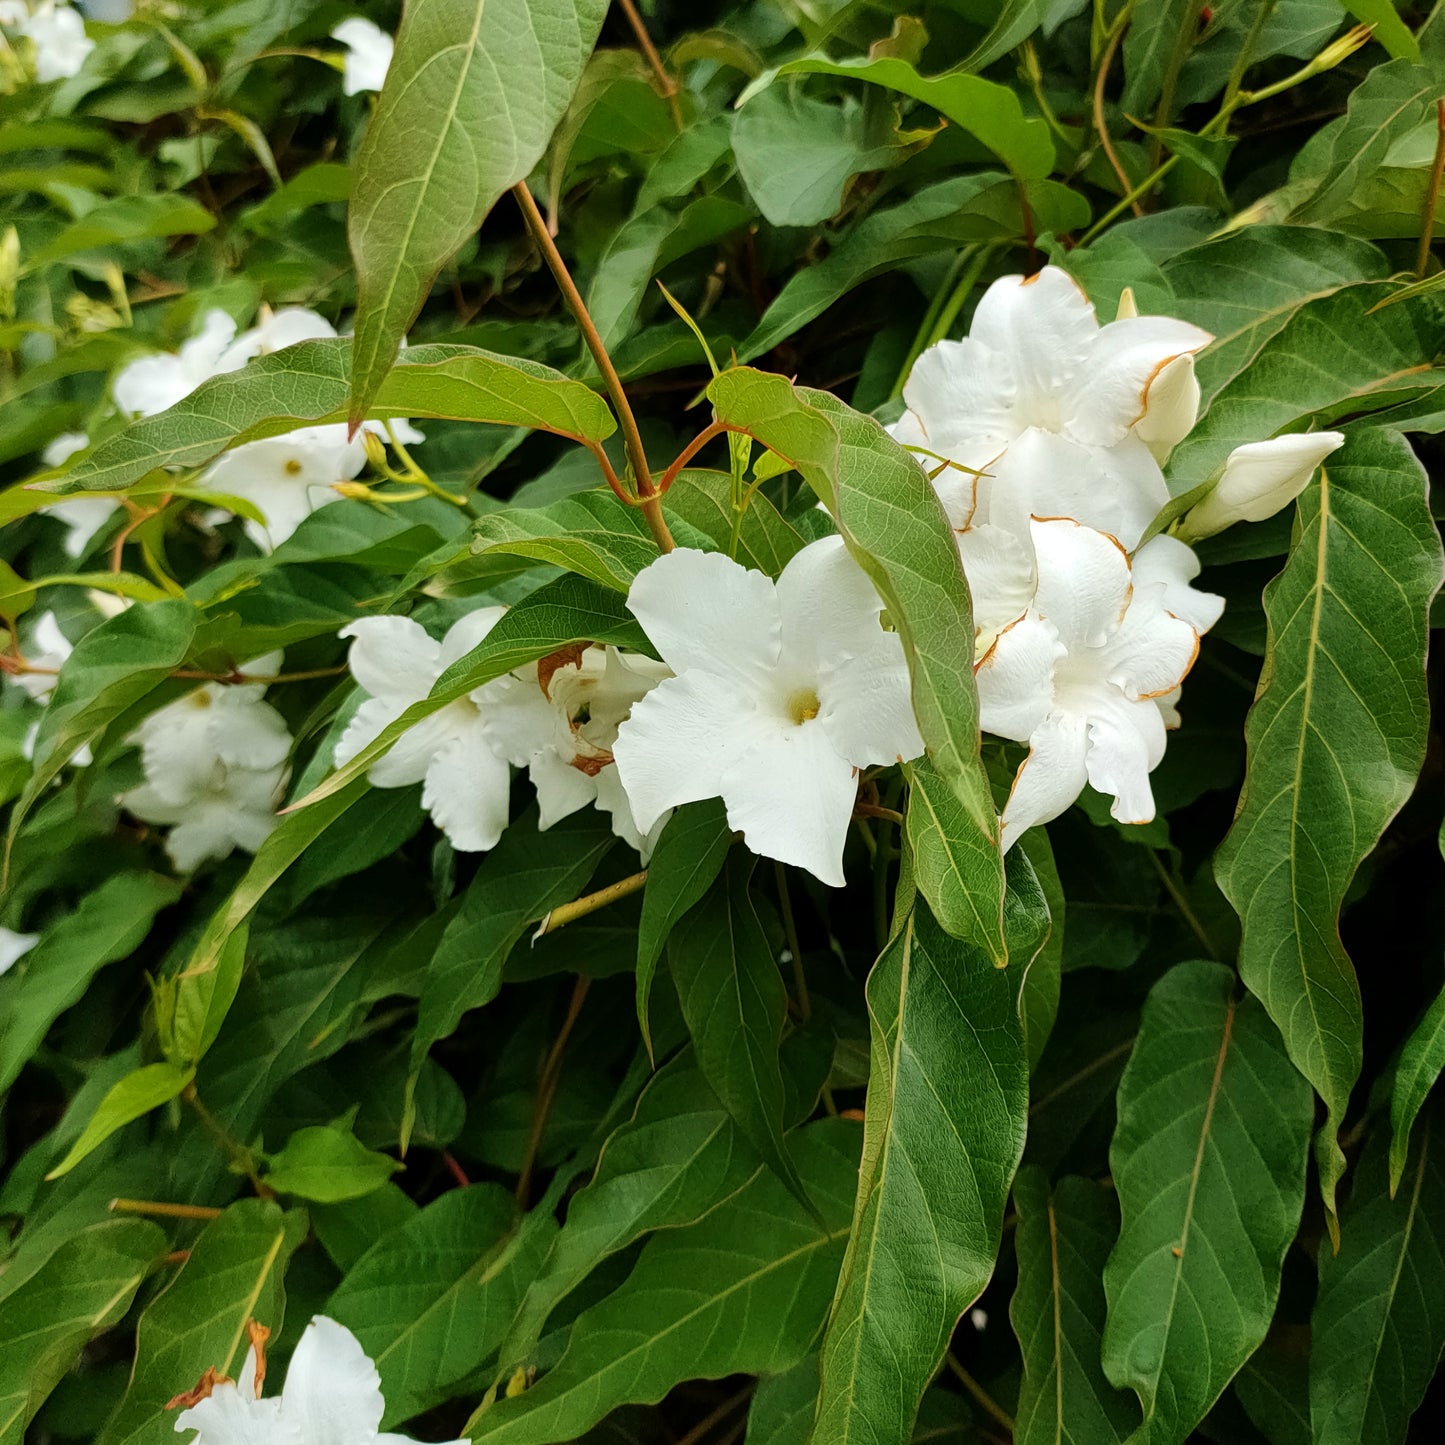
975 519 1221 852
486 646 672 858
38 432 119 560
11 609 72 703
42 430 87 467
4 3 94 82
613 538 924 887
120 655 291 872
331 16 394 95
1175 431 1346 542
172 1315 463 1445
113 310 239 418
335 611 514 853
892 266 1211 549
0 926 40 977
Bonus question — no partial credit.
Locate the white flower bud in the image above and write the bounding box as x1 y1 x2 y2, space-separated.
1135 351 1200 463
1177 432 1345 541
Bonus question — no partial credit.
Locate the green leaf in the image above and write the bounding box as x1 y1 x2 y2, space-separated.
706 370 1005 959
24 195 215 268
0 872 182 1094
739 54 1054 179
811 901 1028 1445
346 0 610 421
45 1062 194 1182
739 175 1090 362
1120 0 1192 116
1160 227 1388 401
1213 428 1443 1226
263 1125 402 1203
470 1121 860 1444
1310 1111 1445 1445
1101 961 1313 1445
413 808 616 1074
664 469 809 576
1391 982 1445 1193
1337 1 1421 61
1016 828 1064 1073
98 1200 307 1445
56 340 615 498
0 560 35 624
636 799 732 1050
326 1184 540 1425
959 0 1052 72
0 1220 166 1445
1010 1170 1141 1445
668 860 807 1208
747 1353 824 1445
1289 60 1437 224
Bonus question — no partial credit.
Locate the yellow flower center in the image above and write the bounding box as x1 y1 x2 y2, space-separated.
786 687 821 725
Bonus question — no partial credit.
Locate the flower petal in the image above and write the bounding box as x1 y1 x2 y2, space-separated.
626 547 779 685
818 627 923 767
527 748 599 830
1084 694 1166 825
956 523 1036 638
1101 594 1200 701
1029 518 1132 650
612 672 745 834
339 616 441 704
279 1317 385 1445
422 722 512 852
899 336 1015 471
722 718 858 887
369 703 472 789
1130 534 1224 633
975 616 1061 742
440 605 508 670
0 927 40 977
1132 351 1200 463
775 535 887 676
173 1384 292 1445
211 700 292 774
1000 710 1089 852
970 267 1099 411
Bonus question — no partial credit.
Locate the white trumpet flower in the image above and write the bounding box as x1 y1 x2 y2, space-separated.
974 519 1220 851
485 646 672 858
1176 431 1346 542
331 16 394 95
334 611 515 853
172 1315 463 1445
613 538 924 887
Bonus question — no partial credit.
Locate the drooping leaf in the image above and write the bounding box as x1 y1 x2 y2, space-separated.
25 194 215 267
0 1219 166 1445
44 1062 194 1182
810 901 1028 1445
1310 1111 1445 1444
98 1201 307 1445
346 0 610 420
470 1121 860 1444
1010 1169 1140 1445
1391 981 1445 1194
1101 961 1313 1445
1213 428 1443 1225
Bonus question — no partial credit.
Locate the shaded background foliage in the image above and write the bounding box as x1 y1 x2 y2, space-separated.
5 2 1445 1444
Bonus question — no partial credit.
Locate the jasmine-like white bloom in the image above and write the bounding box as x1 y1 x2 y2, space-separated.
613 538 924 887
335 611 514 853
486 646 672 858
332 17 394 96
120 654 291 872
113 310 239 418
0 926 40 977
976 518 1222 851
1175 431 1346 542
892 266 1211 549
2 2 94 81
172 1315 463 1445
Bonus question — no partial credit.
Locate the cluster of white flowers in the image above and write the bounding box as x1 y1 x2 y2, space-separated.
120 653 292 873
0 1 93 83
892 265 1341 849
170 1315 461 1445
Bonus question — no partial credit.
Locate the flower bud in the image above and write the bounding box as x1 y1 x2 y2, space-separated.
332 480 377 501
1115 287 1138 321
1135 352 1200 464
361 428 389 471
0 226 19 322
1176 431 1346 541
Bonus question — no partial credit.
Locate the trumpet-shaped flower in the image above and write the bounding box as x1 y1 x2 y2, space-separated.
332 16 394 95
892 266 1211 548
1175 431 1345 541
975 519 1221 851
486 646 672 858
172 1315 463 1445
1 927 40 978
334 611 515 853
124 761 288 873
613 539 924 887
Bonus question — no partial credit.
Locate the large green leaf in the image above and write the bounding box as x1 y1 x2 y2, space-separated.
0 872 182 1093
1310 1112 1445 1444
99 1200 307 1445
326 1184 544 1426
1391 983 1445 1194
667 861 806 1207
706 369 1005 959
1010 1169 1140 1445
55 340 615 498
739 53 1054 178
810 901 1028 1445
0 1220 166 1445
346 0 609 420
1214 428 1443 1226
1101 961 1313 1445
471 1120 860 1444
